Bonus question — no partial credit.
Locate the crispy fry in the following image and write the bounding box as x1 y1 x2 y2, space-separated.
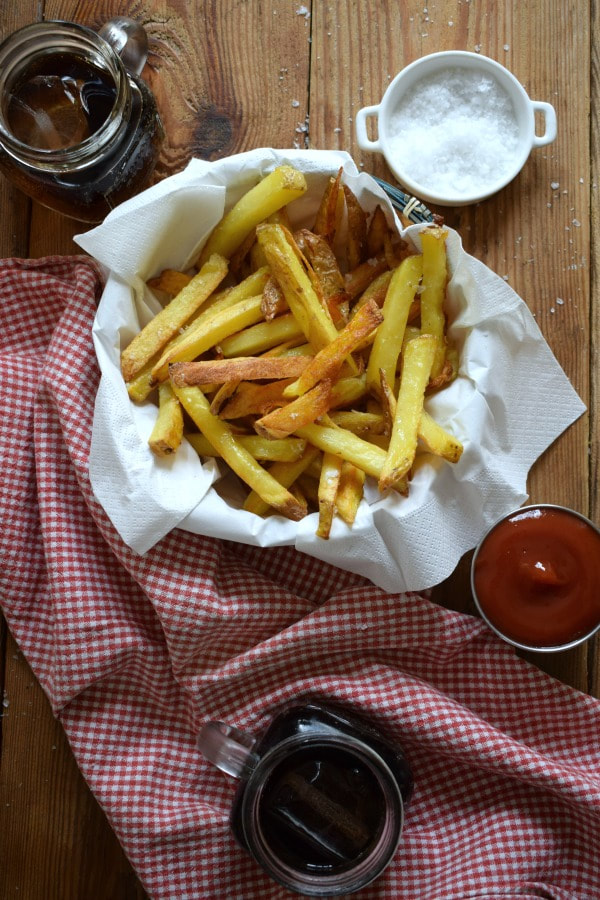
151 294 265 383
169 355 311 387
298 229 349 324
366 254 423 397
254 380 333 439
257 223 340 351
147 269 192 295
313 167 344 244
343 183 368 270
344 253 390 300
172 383 306 520
148 382 184 456
295 422 388 480
219 378 295 419
284 299 383 398
243 445 320 516
366 205 390 258
335 461 366 525
420 225 449 379
186 432 307 463
419 410 463 463
197 165 307 265
219 313 304 357
316 452 343 538
261 276 287 320
121 253 229 382
378 334 437 491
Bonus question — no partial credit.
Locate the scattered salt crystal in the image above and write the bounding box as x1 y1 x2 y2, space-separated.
572 218 581 227
503 44 510 50
556 297 564 305
296 5 310 18
387 67 520 198
291 99 300 107
551 180 560 189
333 127 342 133
474 44 481 52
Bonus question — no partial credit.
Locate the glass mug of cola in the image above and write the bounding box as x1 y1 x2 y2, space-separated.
197 703 413 896
0 19 164 222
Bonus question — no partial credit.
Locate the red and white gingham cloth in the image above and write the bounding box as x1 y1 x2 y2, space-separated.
1 255 600 900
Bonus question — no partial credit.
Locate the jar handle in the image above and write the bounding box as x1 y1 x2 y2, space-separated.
99 17 149 76
197 721 260 779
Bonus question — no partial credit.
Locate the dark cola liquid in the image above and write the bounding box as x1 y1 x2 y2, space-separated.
258 744 387 874
6 52 117 150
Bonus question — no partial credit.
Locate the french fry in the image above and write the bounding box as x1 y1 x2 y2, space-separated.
197 165 308 265
295 422 389 480
256 223 340 351
313 167 344 244
297 229 349 324
169 355 311 387
366 254 423 397
316 452 343 538
172 383 306 520
219 313 304 357
283 299 383 398
243 445 320 516
254 380 333 439
329 410 385 435
343 183 368 270
186 432 307 463
344 253 390 300
366 205 391 258
335 461 366 525
261 277 287 320
148 382 184 456
378 334 437 491
121 253 229 382
420 225 449 379
419 410 464 463
152 294 265 383
147 269 192 295
219 378 295 419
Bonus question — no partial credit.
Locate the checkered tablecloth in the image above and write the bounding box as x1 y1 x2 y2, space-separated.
1 255 599 900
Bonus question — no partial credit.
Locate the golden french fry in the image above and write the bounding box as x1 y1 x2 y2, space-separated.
121 253 229 382
256 223 340 351
316 451 343 539
329 410 385 435
148 382 184 456
261 276 287 320
219 313 304 358
343 183 368 270
147 269 192 295
243 445 320 516
197 165 307 265
344 253 390 300
295 422 388 480
366 254 423 397
254 380 333 440
335 461 366 525
366 205 391 258
418 410 463 463
379 334 437 491
283 299 383 399
169 355 311 387
186 432 307 463
172 383 306 520
329 374 368 409
420 225 449 379
313 167 344 244
152 294 265 383
219 378 295 419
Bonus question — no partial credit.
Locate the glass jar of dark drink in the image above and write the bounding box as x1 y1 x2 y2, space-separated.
0 20 164 223
197 702 413 896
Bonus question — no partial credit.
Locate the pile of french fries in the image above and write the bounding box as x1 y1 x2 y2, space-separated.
121 164 463 538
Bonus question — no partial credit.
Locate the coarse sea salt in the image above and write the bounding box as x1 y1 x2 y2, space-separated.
387 67 520 198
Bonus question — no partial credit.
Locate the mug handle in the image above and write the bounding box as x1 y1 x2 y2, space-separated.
531 100 557 147
356 104 383 151
197 721 260 779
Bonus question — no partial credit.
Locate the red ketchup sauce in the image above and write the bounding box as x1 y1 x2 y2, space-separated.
472 506 600 648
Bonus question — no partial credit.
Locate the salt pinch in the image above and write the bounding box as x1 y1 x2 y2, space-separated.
387 67 520 198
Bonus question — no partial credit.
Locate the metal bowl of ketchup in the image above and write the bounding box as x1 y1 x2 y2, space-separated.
471 504 600 652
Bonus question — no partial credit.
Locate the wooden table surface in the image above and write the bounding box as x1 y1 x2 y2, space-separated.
0 1 597 897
